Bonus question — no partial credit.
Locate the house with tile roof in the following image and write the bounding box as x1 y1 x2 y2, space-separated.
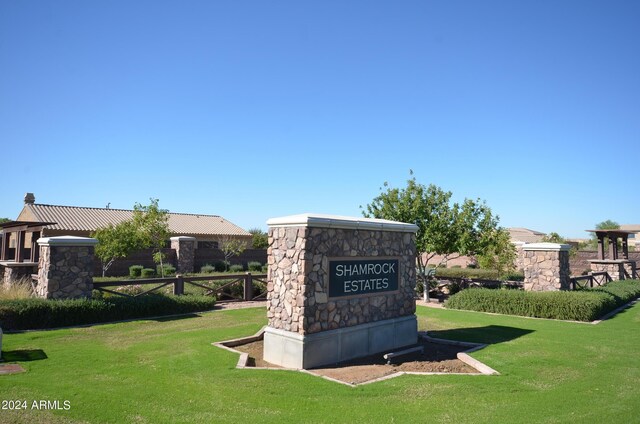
619 224 640 248
15 193 252 249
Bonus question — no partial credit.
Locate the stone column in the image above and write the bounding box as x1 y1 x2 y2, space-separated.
170 236 196 274
36 236 98 299
522 243 571 291
263 213 418 369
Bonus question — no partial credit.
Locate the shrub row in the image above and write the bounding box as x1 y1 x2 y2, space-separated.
129 264 176 278
591 279 640 307
430 267 524 281
445 280 640 321
0 294 217 331
200 262 267 274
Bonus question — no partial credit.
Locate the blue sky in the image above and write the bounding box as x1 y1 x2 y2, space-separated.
1 0 638 238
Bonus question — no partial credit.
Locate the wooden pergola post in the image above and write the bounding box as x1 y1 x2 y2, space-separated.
597 234 605 260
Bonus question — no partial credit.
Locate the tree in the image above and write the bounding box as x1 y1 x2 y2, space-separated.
596 220 620 230
248 227 268 249
92 220 144 276
476 228 516 275
132 199 171 276
0 218 10 224
542 232 566 243
580 220 621 251
220 236 247 270
362 172 511 299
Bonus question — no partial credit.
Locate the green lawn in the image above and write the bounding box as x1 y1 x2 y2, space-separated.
1 303 639 423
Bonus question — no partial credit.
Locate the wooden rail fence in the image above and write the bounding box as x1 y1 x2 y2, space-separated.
569 272 611 290
92 273 268 302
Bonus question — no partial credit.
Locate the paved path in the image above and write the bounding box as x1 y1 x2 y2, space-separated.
214 300 267 310
214 299 444 310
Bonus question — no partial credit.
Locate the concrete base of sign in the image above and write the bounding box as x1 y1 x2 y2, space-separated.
263 315 418 369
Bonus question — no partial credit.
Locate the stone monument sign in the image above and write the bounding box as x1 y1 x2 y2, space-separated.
263 213 418 369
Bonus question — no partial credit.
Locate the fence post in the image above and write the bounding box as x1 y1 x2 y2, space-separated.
174 275 184 296
244 273 253 301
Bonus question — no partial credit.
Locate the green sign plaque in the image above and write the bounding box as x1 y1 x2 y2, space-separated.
329 259 399 298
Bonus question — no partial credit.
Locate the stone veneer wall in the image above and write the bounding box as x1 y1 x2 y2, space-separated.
522 243 571 291
589 260 637 281
36 237 98 299
267 226 416 335
0 263 38 287
170 236 196 274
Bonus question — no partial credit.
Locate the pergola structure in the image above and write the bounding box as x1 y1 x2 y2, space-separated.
0 220 55 264
586 229 637 281
586 229 634 261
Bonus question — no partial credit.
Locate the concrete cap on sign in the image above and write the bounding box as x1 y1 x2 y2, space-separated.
522 242 571 252
266 213 419 233
170 236 197 241
37 236 99 246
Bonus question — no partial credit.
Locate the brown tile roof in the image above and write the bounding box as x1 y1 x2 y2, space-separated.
620 224 640 232
508 227 547 243
20 204 251 237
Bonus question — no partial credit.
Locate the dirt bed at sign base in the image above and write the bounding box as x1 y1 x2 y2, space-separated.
234 337 477 385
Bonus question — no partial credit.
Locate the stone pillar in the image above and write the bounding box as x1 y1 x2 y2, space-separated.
589 260 636 281
522 243 571 291
170 236 196 274
263 213 418 369
36 236 98 299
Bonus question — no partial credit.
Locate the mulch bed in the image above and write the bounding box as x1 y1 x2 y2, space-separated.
233 337 477 385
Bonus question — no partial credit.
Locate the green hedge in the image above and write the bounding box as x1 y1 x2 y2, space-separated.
129 265 144 278
432 267 523 281
445 280 640 321
0 294 217 331
591 279 640 307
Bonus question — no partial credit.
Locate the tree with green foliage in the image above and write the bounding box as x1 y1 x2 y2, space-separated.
132 199 171 276
476 227 516 275
92 220 144 277
362 172 511 299
0 217 11 224
248 228 268 249
542 232 566 243
596 220 620 230
220 236 247 271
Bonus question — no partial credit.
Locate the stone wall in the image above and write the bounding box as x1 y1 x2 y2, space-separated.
267 225 416 335
522 243 571 291
36 237 97 299
589 260 637 281
0 263 38 287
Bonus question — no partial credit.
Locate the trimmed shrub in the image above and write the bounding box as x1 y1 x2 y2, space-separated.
501 272 525 282
129 265 144 278
261 264 268 273
590 279 640 307
229 264 245 273
157 264 176 276
213 261 227 272
141 268 156 278
200 264 215 274
435 268 501 280
248 261 262 272
0 294 217 331
446 288 616 321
